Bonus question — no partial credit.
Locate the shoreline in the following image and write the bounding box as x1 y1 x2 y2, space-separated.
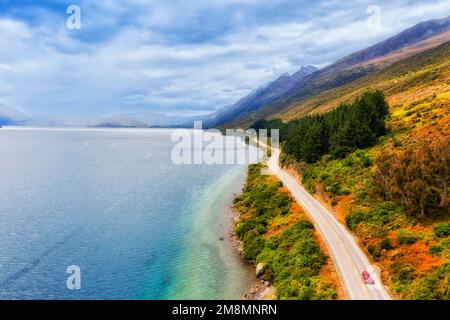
225 204 276 300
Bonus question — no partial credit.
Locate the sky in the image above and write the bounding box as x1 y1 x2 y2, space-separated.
0 0 449 118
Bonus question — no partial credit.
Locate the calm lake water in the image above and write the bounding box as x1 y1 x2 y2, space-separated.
0 127 254 299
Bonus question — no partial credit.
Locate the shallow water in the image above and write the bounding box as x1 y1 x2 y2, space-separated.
0 127 254 299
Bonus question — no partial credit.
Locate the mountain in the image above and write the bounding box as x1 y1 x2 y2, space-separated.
0 103 28 125
95 112 196 128
276 41 450 123
204 65 318 127
223 16 450 128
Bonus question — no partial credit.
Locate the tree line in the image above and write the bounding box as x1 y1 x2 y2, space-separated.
252 90 389 163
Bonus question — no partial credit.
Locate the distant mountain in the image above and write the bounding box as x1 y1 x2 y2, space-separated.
222 15 450 128
95 112 196 128
203 65 318 127
0 103 28 125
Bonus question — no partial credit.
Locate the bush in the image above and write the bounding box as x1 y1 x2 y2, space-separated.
235 219 266 240
234 164 336 299
256 221 334 300
346 210 366 231
397 230 419 245
429 245 443 255
407 263 450 300
434 222 450 238
368 244 381 259
242 233 266 261
380 238 393 250
346 203 400 233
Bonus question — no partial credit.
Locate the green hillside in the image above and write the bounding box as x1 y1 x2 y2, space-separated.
249 42 450 299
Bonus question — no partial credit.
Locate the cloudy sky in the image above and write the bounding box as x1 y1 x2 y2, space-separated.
0 0 449 118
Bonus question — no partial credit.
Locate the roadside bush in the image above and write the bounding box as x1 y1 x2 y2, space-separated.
397 230 419 245
256 221 335 300
235 164 336 299
346 203 401 233
434 222 450 238
346 210 366 231
368 244 381 259
380 238 393 250
429 245 443 255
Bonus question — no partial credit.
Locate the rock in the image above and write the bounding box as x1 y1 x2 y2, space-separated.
264 281 270 287
256 263 265 278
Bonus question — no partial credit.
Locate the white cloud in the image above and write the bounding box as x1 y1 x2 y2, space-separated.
0 0 448 118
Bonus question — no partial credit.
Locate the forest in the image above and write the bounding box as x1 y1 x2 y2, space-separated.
252 90 389 162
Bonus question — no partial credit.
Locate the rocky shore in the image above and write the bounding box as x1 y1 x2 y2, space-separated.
227 206 276 300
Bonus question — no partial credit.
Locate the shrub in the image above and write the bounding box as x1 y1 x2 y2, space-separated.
408 263 450 300
242 233 265 261
434 222 450 238
429 245 443 255
380 238 393 250
346 203 400 233
255 221 334 299
368 244 381 259
397 230 419 245
235 219 266 240
234 164 336 299
346 210 366 231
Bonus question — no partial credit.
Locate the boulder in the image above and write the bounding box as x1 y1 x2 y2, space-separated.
256 263 265 278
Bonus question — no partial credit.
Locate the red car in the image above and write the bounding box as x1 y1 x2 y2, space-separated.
362 271 375 284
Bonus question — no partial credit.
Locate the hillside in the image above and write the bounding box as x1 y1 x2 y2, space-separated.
276 41 450 128
222 16 450 129
251 41 449 299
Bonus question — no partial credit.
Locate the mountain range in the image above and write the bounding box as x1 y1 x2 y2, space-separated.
213 15 450 128
202 65 318 128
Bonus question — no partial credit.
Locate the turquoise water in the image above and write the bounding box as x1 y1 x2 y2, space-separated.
0 127 254 299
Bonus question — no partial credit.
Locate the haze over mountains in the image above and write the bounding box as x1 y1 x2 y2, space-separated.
1 16 449 128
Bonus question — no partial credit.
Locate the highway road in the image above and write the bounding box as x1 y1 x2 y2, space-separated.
265 146 391 300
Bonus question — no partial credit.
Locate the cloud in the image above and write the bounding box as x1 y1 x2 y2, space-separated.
0 0 448 117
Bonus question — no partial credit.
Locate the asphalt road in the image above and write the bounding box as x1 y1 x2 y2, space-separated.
266 147 391 300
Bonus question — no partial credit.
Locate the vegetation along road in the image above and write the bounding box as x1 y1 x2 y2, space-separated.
264 144 392 300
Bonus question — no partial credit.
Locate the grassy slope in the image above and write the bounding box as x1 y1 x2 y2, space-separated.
278 42 450 299
233 164 338 300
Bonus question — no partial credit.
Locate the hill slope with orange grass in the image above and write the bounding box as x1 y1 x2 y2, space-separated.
265 42 450 299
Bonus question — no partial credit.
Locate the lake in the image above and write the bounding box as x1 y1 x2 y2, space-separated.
0 127 254 299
